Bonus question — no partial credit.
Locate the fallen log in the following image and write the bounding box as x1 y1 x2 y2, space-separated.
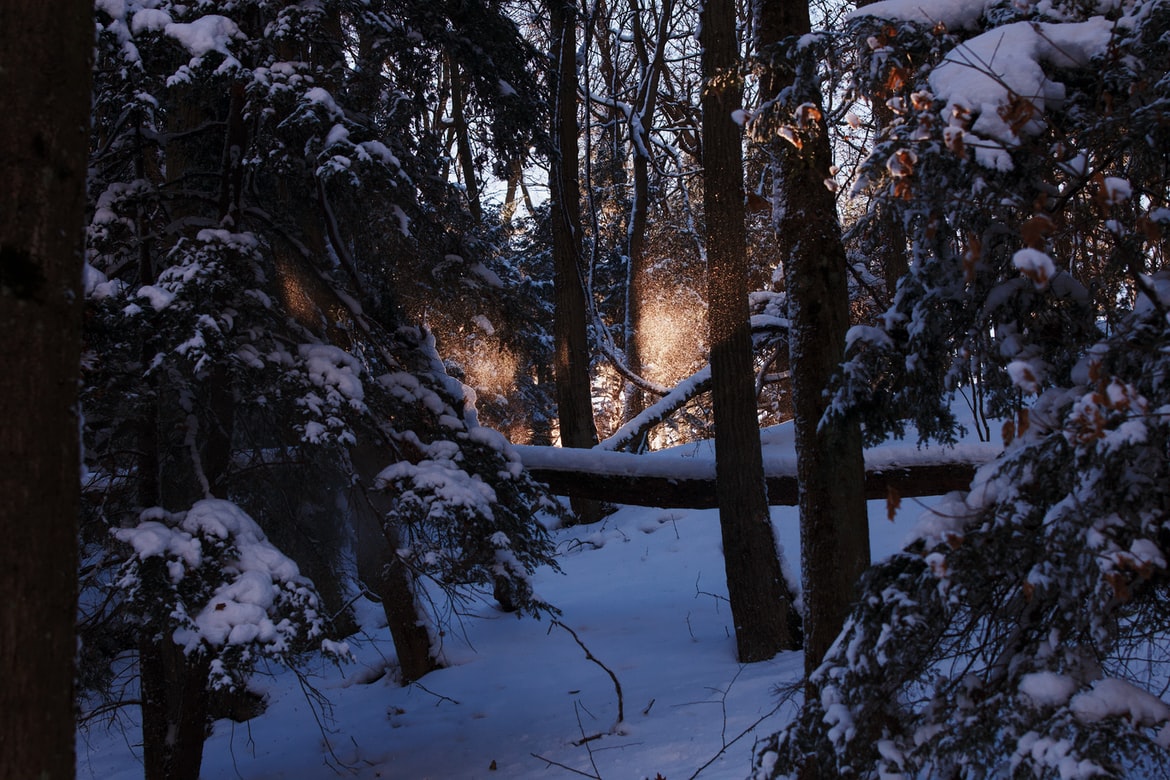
516 443 999 509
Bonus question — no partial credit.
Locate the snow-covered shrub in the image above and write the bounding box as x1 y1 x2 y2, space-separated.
758 308 1170 775
371 332 563 620
377 421 559 617
114 499 348 691
827 0 1148 445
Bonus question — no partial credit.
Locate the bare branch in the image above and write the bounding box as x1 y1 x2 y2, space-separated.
551 620 625 728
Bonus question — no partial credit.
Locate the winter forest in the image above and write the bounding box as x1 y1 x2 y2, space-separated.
3 0 1170 776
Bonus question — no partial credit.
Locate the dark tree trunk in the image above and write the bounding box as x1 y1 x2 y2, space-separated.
700 0 800 662
450 63 484 223
549 0 604 524
375 529 439 683
349 444 439 683
139 639 212 780
136 64 250 780
754 0 871 674
202 84 248 497
0 1 90 778
624 135 652 425
855 0 909 301
135 144 163 511
622 0 673 428
501 158 526 225
524 458 983 509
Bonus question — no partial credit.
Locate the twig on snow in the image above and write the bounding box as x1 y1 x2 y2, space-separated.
529 752 601 779
551 620 625 727
411 681 460 706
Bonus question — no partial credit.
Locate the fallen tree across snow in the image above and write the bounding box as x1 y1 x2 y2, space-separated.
516 440 1001 509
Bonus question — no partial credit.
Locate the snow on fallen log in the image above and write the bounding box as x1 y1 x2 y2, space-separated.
516 439 1002 508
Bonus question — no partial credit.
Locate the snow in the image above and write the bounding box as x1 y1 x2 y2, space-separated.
527 421 1000 482
1019 671 1078 707
391 204 412 237
848 0 989 30
298 344 366 409
852 2 1117 170
83 489 939 780
471 314 495 335
821 684 857 743
129 8 172 34
1069 678 1170 727
599 367 711 451
113 500 319 658
135 284 176 311
1007 359 1043 393
1014 732 1105 780
1135 271 1170 314
323 123 349 148
164 14 243 60
376 458 498 511
83 263 126 300
94 0 126 19
846 324 894 351
192 570 284 648
113 520 203 572
303 87 343 120
81 412 1005 779
1101 177 1132 205
467 261 504 288
905 490 971 549
358 140 400 168
1013 248 1057 291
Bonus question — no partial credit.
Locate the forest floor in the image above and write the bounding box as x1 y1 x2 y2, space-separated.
76 423 968 779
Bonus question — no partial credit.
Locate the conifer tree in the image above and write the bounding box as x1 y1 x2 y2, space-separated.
758 0 1170 775
81 0 560 771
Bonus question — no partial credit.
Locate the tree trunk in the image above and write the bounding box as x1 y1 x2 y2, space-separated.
501 158 525 225
139 639 211 780
624 131 652 427
202 83 248 497
0 1 90 777
523 458 984 509
137 69 252 780
549 0 605 524
622 0 674 431
349 443 440 683
375 530 439 683
450 62 483 223
855 0 909 302
700 0 800 662
754 0 871 674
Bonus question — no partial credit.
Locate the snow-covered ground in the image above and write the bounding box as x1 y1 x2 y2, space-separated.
76 423 978 779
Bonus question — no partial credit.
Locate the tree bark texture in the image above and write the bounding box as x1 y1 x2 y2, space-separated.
549 0 605 524
449 62 484 223
0 0 90 777
348 443 440 684
701 0 799 662
525 460 982 509
139 639 211 780
755 0 872 674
